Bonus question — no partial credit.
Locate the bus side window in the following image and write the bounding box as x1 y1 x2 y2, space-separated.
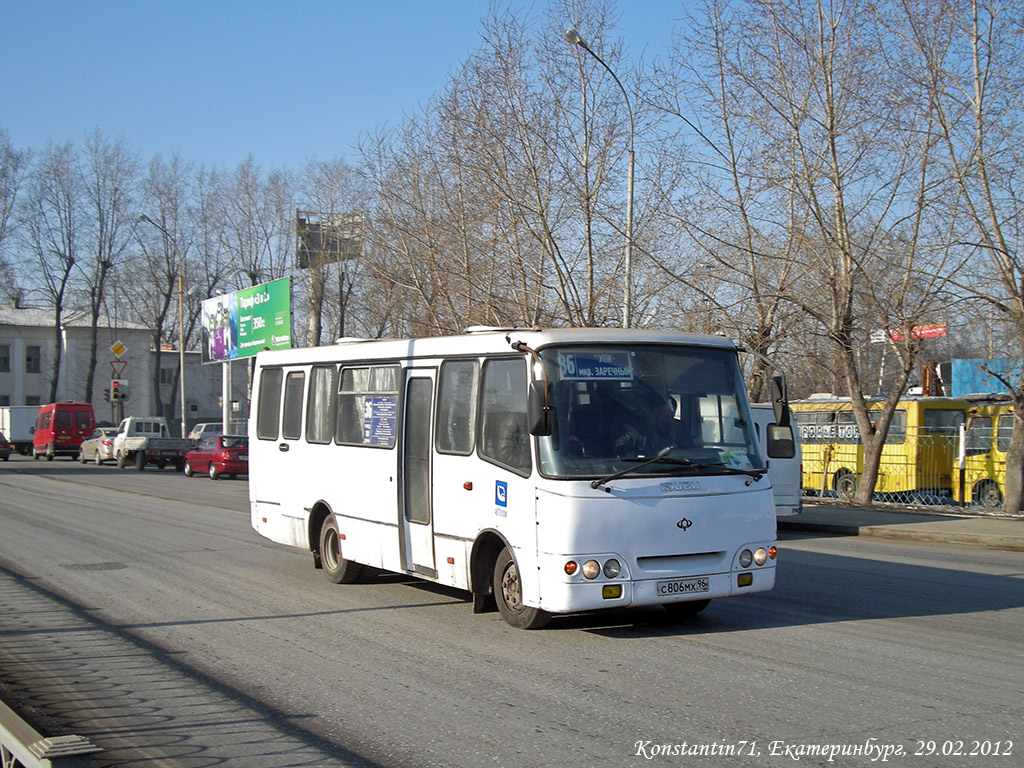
257 367 284 440
479 358 530 476
997 414 1013 453
306 365 338 444
282 371 306 440
436 360 478 455
965 416 992 456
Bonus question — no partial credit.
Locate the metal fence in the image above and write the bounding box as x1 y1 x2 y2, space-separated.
0 697 99 768
800 433 969 507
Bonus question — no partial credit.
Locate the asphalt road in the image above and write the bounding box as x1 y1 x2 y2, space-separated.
1 456 1022 767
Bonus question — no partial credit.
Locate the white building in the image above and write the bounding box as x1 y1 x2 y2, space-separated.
0 301 249 433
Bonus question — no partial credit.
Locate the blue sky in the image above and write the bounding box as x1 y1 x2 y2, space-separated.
1 1 684 172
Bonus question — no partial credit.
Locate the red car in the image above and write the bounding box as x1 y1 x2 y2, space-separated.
183 435 248 480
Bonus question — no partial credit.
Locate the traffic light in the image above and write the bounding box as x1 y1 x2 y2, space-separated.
110 379 126 401
103 387 110 402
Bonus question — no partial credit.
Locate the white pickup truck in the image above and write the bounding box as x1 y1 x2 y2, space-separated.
112 416 194 471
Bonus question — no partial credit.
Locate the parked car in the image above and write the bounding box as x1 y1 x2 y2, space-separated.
33 402 95 460
0 431 11 461
78 427 118 465
188 422 223 442
183 435 248 479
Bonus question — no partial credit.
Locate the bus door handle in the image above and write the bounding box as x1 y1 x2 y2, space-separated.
279 443 290 452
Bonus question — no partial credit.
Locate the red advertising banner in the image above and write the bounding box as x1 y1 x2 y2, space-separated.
889 323 947 342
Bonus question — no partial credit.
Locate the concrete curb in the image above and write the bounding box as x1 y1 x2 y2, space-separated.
777 509 1024 552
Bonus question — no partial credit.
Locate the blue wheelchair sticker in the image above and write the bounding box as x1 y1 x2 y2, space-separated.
495 481 508 507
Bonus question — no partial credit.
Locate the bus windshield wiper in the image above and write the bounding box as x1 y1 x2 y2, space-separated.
591 448 765 489
591 446 682 489
679 461 766 481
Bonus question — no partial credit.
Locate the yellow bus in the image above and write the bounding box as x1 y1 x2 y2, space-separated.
791 396 969 503
954 400 1013 508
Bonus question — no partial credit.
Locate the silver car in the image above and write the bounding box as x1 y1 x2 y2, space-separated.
188 422 223 442
78 427 118 465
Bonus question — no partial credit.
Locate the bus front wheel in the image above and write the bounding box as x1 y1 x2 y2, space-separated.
974 481 1003 509
834 471 858 501
493 547 550 630
319 516 362 584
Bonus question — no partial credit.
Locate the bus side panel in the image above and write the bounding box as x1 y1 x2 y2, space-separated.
302 445 402 571
252 501 307 548
432 450 538 598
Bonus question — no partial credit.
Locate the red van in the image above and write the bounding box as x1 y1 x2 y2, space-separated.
33 402 96 461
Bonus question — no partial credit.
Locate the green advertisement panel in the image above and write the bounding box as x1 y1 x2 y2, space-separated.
201 277 292 363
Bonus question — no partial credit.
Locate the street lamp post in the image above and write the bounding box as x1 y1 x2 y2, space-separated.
565 26 635 328
138 214 188 438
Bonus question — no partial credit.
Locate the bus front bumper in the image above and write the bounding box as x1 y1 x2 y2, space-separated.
537 566 776 615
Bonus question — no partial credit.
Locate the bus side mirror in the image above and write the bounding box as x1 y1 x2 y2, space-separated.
771 374 790 427
528 380 553 436
766 424 796 459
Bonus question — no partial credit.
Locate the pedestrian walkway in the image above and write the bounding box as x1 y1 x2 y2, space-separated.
0 566 376 768
778 502 1024 552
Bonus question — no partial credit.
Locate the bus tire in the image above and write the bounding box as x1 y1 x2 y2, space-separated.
320 516 362 584
974 481 1002 509
834 471 857 501
662 598 711 618
493 547 550 630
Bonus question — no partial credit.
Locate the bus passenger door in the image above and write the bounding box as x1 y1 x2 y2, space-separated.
401 371 437 577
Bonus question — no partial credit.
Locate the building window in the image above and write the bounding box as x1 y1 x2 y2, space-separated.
26 396 41 406
160 368 176 386
26 346 41 374
0 395 9 406
0 345 9 372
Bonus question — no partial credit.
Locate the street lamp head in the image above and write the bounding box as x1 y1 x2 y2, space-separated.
565 27 586 47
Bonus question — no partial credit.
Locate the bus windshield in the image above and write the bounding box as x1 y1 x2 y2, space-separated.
536 344 765 480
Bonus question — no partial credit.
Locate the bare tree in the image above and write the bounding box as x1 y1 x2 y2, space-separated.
216 156 294 290
18 141 83 401
80 129 140 403
134 154 201 423
297 157 365 344
0 128 30 302
662 0 961 502
897 0 1024 512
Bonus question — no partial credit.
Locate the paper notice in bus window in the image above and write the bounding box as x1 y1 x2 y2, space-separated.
719 450 754 469
362 396 397 446
556 350 634 381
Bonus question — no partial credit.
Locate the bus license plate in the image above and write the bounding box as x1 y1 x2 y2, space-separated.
656 577 710 597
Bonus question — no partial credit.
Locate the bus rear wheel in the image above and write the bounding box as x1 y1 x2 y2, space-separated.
319 516 362 584
493 547 550 630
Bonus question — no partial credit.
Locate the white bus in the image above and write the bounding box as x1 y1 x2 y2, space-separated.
751 404 803 517
249 327 779 629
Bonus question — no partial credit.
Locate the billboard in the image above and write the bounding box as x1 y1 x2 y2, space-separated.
201 277 292 363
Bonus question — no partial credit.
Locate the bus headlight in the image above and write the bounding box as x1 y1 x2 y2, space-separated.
739 549 753 568
603 559 621 578
582 560 601 579
753 548 768 566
